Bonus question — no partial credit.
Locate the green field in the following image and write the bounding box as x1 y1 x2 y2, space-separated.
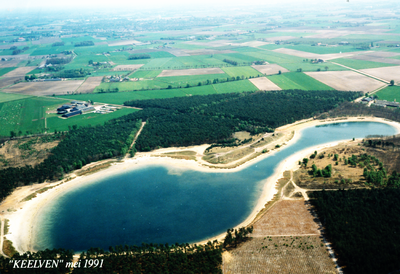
130 70 162 78
331 58 397 69
46 108 138 132
212 80 258 93
61 80 257 104
0 92 32 103
267 72 334 90
0 97 69 136
156 73 230 85
221 66 261 78
0 67 16 77
94 80 170 92
374 86 400 101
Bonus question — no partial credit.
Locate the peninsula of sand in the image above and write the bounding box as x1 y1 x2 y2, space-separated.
1 116 400 255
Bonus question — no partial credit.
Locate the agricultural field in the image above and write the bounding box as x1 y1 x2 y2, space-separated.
76 77 103 93
212 80 258 93
331 58 399 69
251 64 289 75
2 80 85 96
111 64 144 71
129 70 162 79
0 67 16 77
157 67 224 77
359 66 400 82
249 77 281 91
221 66 261 78
375 86 400 101
304 71 386 93
0 92 31 103
1 66 36 77
94 79 170 92
0 97 69 137
267 72 334 90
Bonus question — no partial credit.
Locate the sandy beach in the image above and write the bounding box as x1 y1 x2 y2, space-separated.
3 116 400 254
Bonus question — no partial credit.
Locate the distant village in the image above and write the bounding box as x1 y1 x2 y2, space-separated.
57 101 118 118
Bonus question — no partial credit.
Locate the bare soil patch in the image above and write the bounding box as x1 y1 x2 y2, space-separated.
273 48 368 60
184 40 232 47
263 36 297 41
0 77 23 89
251 200 320 237
304 70 385 93
163 48 190 57
185 49 236 56
249 77 281 90
240 41 270 47
157 67 224 77
108 40 143 46
2 67 36 77
0 137 60 170
222 236 336 274
76 76 103 93
251 64 289 75
349 54 400 65
359 66 400 82
0 60 20 68
111 64 144 71
2 80 84 95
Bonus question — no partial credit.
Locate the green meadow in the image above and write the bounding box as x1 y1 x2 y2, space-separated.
375 86 400 101
267 72 334 90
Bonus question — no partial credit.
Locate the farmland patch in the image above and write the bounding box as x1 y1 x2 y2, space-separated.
157 67 224 77
249 77 281 90
76 77 103 93
111 64 144 71
359 66 400 82
304 71 385 93
2 80 84 96
2 66 36 77
252 64 289 75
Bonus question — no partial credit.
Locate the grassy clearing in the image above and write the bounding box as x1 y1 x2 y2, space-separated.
267 72 334 90
375 85 400 101
0 67 17 77
46 108 138 132
0 97 69 137
221 66 262 78
156 73 230 86
331 58 397 69
0 92 32 103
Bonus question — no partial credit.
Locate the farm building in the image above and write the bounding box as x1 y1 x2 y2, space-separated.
361 97 373 104
62 110 81 118
374 100 400 108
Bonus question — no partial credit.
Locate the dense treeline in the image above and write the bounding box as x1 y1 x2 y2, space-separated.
0 119 141 200
309 189 400 274
52 41 65 47
223 226 253 249
56 68 90 78
46 56 73 65
128 54 151 60
0 242 222 274
223 58 238 66
124 90 360 151
74 41 95 47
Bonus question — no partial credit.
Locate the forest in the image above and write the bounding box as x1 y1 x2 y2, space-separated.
0 242 222 274
125 90 361 150
0 119 141 201
309 189 400 274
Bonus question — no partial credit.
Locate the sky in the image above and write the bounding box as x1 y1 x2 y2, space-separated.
0 0 378 12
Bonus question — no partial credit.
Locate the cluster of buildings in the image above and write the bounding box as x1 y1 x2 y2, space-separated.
57 101 95 118
361 97 400 108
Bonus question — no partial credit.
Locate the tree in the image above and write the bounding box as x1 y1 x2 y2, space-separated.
297 68 302 72
325 66 329 71
303 158 309 167
390 80 395 86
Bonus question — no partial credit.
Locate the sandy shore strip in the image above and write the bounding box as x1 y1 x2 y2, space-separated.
3 116 400 254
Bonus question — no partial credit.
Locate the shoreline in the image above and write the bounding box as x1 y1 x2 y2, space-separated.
3 116 400 254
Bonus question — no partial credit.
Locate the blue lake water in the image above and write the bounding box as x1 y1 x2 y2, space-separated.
33 122 398 252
